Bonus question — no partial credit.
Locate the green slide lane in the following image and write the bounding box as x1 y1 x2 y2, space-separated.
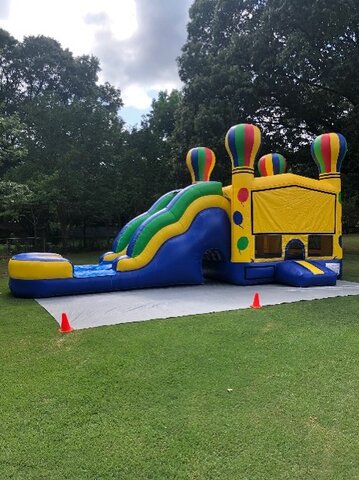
127 181 223 258
113 190 179 253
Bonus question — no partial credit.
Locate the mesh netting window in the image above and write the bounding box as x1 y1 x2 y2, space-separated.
255 235 282 258
308 235 333 257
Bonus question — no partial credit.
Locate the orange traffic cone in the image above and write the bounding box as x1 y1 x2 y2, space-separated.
250 292 262 309
58 312 74 333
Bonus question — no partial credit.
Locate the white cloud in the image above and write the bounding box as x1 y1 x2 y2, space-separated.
1 0 137 55
0 0 192 114
122 85 153 110
92 0 191 88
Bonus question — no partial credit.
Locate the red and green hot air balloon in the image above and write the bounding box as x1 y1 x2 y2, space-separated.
258 153 287 176
311 133 347 175
186 147 216 183
225 123 261 170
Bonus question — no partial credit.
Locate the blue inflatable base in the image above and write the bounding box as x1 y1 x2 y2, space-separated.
10 207 231 298
207 259 341 287
9 204 342 297
206 260 278 285
275 260 338 287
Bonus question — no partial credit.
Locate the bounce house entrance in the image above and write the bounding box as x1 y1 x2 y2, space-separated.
202 249 224 278
285 239 305 260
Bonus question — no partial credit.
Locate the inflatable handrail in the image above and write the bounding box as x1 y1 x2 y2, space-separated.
127 181 223 258
112 189 179 253
115 195 230 272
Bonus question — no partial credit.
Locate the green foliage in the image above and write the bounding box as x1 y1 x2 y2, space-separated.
175 0 359 192
0 180 33 219
0 29 128 246
142 90 182 141
118 90 183 217
343 194 359 233
0 28 187 248
1 0 358 246
0 112 28 175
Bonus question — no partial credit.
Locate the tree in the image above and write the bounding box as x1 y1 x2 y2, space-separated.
0 110 28 176
0 30 110 111
6 94 125 248
0 29 127 249
0 180 33 220
138 90 183 191
114 90 184 223
175 0 358 193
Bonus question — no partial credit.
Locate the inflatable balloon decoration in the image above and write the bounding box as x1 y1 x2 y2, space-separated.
311 133 347 178
311 132 347 262
233 211 243 228
237 236 249 253
258 153 287 176
186 147 216 183
237 187 249 204
225 124 261 261
225 123 261 172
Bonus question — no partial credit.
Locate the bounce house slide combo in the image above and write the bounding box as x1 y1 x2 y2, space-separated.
9 123 347 298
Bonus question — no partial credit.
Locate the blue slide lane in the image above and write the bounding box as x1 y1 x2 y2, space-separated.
10 208 231 297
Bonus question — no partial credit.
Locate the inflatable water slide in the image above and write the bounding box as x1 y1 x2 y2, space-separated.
9 123 347 297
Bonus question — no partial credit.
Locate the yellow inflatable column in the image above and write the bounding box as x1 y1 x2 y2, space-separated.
311 132 348 259
225 124 261 263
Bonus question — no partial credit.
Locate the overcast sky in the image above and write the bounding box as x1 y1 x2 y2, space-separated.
0 0 193 124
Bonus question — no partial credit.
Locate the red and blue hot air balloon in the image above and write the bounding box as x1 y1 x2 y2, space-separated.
258 153 287 176
311 133 347 174
186 147 216 183
225 124 261 169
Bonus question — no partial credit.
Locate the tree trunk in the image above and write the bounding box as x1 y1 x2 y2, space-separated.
61 223 70 253
82 222 87 250
33 221 38 249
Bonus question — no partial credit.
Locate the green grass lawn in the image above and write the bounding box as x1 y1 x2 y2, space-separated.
0 238 358 479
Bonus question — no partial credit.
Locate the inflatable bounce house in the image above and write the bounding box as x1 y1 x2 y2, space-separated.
9 123 347 298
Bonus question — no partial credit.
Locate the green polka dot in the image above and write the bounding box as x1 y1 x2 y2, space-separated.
237 236 249 252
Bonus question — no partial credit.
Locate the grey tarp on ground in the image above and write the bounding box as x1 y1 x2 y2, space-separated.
36 280 359 330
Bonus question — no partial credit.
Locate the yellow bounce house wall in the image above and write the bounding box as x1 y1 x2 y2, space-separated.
224 171 342 263
252 187 336 234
